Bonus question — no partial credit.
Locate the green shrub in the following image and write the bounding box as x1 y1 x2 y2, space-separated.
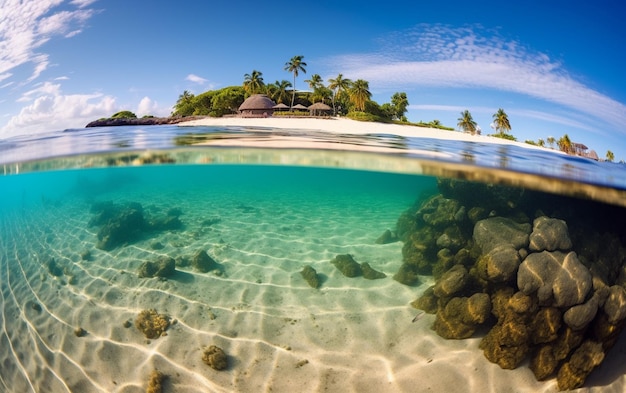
111 110 137 119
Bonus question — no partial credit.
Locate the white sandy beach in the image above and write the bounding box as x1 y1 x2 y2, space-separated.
179 116 550 151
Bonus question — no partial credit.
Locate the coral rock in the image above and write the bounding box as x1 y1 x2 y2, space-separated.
192 250 217 273
375 229 398 244
556 341 605 391
530 345 558 380
202 345 228 370
331 254 362 277
433 293 491 339
517 251 592 308
479 244 521 283
138 256 176 278
412 286 438 314
360 262 386 279
146 369 166 393
433 264 468 298
602 285 626 324
529 216 572 252
563 294 599 331
531 307 561 344
300 265 320 288
473 217 531 254
135 309 170 339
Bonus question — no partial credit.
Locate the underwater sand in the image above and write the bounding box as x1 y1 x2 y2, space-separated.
1 164 626 392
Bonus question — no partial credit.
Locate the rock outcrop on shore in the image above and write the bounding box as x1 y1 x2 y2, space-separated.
85 116 206 127
404 178 626 391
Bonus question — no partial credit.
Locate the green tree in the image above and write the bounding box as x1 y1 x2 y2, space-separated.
284 55 307 108
304 74 323 91
606 150 615 162
268 79 292 104
390 92 409 120
243 70 265 95
111 110 137 119
211 86 245 116
173 90 195 116
557 134 573 154
457 110 477 134
311 86 332 104
348 79 371 112
537 138 545 147
547 136 556 149
328 73 352 114
492 108 511 136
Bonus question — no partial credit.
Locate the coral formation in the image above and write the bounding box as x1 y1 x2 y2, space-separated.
138 256 176 278
402 178 626 390
135 309 170 339
146 369 166 393
300 265 320 288
202 345 228 370
88 201 183 250
331 254 362 277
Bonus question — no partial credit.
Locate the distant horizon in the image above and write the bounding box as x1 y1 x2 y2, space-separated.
1 1 625 161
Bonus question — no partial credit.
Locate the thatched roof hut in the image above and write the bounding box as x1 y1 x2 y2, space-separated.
239 94 276 117
291 103 309 111
308 102 332 116
272 103 289 111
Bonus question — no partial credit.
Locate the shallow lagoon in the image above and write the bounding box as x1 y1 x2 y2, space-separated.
1 125 626 392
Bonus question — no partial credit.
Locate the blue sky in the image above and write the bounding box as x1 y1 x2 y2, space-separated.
1 0 626 161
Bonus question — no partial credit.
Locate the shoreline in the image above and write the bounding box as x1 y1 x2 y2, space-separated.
179 116 552 152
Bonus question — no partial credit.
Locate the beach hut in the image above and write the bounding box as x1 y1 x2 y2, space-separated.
272 103 289 111
291 103 309 112
308 102 332 116
238 94 276 117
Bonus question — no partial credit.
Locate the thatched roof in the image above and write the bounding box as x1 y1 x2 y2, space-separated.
308 102 331 111
239 94 276 111
291 104 309 110
272 103 289 110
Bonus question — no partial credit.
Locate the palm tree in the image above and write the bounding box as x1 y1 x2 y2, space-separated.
492 108 511 136
606 150 615 162
391 92 409 120
348 79 371 112
284 55 307 108
537 139 545 147
304 74 323 91
557 134 573 154
328 73 352 114
243 70 265 95
547 136 556 149
269 80 292 104
177 90 194 104
457 110 477 134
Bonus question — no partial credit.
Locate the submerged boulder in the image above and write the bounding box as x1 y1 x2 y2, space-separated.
300 265 320 288
517 251 592 308
529 216 572 252
473 217 531 254
138 256 176 278
331 254 362 277
192 250 217 273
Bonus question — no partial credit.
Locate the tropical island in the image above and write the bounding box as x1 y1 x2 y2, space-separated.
87 55 617 162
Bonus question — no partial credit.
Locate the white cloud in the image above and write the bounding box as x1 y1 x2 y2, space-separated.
1 83 117 136
70 0 97 8
0 0 97 85
54 76 70 81
135 96 170 117
186 74 208 84
331 25 626 133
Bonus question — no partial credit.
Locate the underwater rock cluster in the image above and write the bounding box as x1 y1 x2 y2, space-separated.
331 254 386 280
88 201 183 250
403 178 626 391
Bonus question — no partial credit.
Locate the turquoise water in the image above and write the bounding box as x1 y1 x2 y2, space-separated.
1 125 626 392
